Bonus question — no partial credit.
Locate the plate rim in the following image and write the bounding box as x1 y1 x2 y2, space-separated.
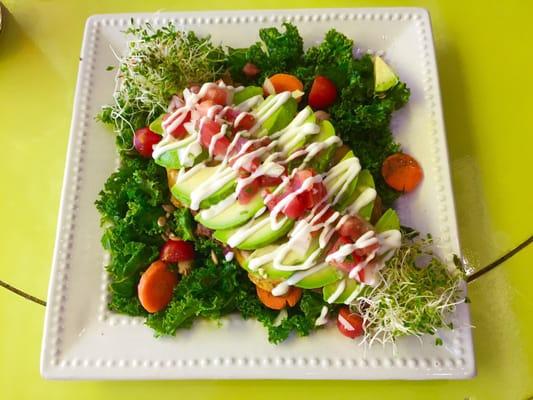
40 7 475 380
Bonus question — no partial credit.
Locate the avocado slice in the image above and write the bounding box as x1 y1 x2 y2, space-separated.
233 86 263 105
195 192 264 230
295 264 344 289
244 237 321 280
307 120 339 173
213 214 294 250
256 96 297 136
242 245 293 280
374 55 399 93
325 151 360 211
322 277 367 304
374 208 400 232
149 114 165 135
343 170 375 220
277 106 318 155
171 165 237 209
155 148 208 170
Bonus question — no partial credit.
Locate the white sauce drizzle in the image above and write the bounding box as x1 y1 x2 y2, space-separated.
249 91 292 134
343 284 365 305
346 187 377 215
326 279 346 303
225 252 234 262
323 157 362 205
325 231 378 263
271 262 329 296
198 193 237 220
315 306 329 326
189 166 237 210
338 314 355 331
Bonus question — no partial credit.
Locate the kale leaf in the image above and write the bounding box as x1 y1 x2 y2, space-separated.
96 154 169 306
146 236 332 343
226 22 304 83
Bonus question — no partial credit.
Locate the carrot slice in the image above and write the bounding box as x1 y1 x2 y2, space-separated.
138 260 178 313
256 285 302 310
285 287 303 307
268 73 304 94
381 153 423 192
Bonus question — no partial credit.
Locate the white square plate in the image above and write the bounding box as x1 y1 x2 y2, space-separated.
41 8 475 380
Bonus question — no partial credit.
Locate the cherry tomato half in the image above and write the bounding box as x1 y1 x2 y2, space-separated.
134 127 161 158
160 239 195 263
308 75 337 109
336 307 364 339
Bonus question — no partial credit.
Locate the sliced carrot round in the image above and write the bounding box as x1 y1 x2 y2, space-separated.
381 153 423 192
138 260 178 313
285 287 303 307
268 73 304 94
256 285 302 310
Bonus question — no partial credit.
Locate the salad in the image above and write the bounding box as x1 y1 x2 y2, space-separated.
96 22 464 345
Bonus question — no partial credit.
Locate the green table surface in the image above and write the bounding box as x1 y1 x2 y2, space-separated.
1 0 532 398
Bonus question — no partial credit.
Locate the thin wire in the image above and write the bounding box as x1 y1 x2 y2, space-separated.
467 235 533 283
0 235 530 307
0 279 47 306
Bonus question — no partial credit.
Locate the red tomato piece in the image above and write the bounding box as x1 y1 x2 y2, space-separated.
357 268 365 283
200 120 230 157
243 62 260 78
234 113 256 132
353 242 380 258
292 169 314 190
238 179 260 205
160 239 195 263
204 87 227 105
327 236 364 272
336 307 364 339
314 206 335 224
260 175 283 187
163 112 191 139
224 108 240 123
310 181 327 204
338 216 368 240
308 75 337 110
133 127 162 158
284 195 306 219
298 190 314 210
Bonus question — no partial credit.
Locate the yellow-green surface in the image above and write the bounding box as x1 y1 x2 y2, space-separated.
0 0 532 398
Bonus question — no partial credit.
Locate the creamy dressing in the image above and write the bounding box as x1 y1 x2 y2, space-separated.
227 214 272 248
235 94 263 112
314 306 329 326
337 314 355 331
249 91 292 133
271 262 329 296
346 187 377 215
325 231 378 263
326 279 346 303
208 124 228 157
323 157 362 205
189 166 237 210
199 193 237 220
224 251 234 262
343 284 365 305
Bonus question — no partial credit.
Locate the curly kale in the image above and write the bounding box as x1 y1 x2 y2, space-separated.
146 236 333 343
